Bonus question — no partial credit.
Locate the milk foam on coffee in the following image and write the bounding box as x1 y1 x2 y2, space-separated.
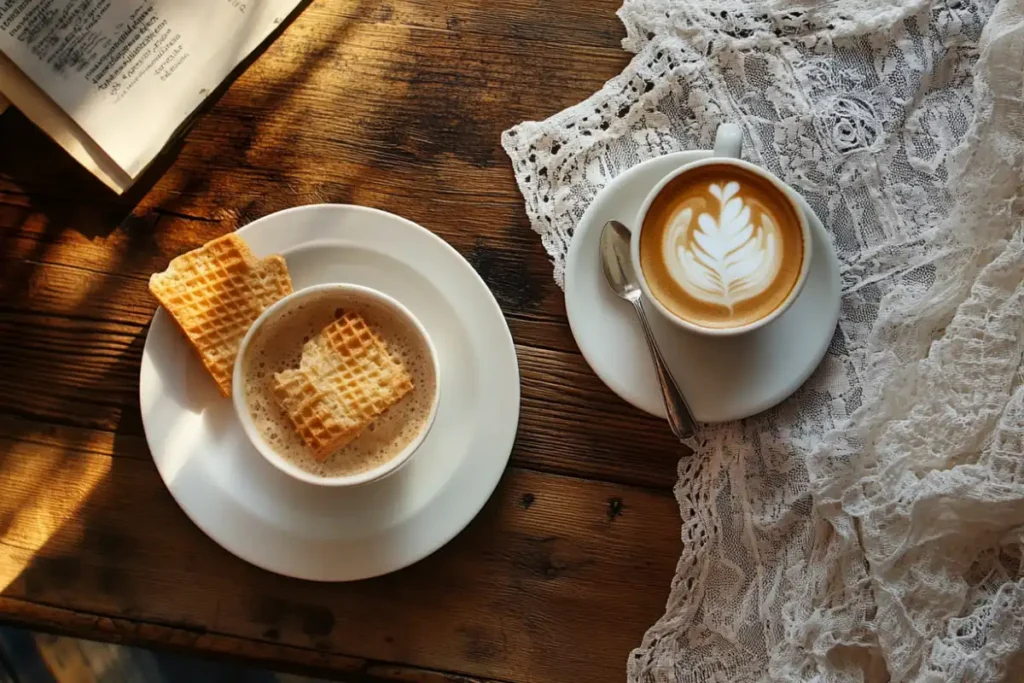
242 292 436 478
640 163 804 329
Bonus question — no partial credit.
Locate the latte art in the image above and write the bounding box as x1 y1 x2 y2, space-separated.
665 181 784 312
639 163 805 329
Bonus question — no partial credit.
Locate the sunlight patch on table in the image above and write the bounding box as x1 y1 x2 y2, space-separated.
0 436 112 593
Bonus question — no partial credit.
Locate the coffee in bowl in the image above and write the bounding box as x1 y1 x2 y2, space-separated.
236 284 439 484
638 162 807 331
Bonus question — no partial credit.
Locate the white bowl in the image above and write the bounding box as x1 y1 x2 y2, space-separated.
232 282 441 487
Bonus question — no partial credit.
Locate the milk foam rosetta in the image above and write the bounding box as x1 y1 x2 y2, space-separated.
639 163 805 329
665 180 782 311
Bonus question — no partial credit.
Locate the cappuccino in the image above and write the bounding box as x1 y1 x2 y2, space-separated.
639 163 805 329
241 292 436 478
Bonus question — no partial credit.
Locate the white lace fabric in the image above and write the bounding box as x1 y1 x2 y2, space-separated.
502 1 1024 681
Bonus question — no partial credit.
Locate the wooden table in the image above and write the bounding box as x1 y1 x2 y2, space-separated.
0 2 689 681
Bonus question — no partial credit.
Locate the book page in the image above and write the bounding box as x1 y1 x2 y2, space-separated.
0 0 303 179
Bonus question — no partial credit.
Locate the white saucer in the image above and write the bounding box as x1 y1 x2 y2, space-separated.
565 152 841 422
140 205 520 581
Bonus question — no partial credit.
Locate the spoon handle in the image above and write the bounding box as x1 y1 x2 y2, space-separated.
630 298 697 441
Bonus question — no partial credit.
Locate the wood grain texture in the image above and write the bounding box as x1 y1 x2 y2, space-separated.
0 256 684 488
0 0 689 681
0 600 496 682
0 200 579 353
0 419 680 683
1 0 630 331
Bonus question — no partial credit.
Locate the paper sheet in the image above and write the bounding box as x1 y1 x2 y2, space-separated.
0 0 302 179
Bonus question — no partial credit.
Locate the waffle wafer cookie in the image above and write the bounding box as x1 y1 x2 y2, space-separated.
272 312 414 460
149 233 293 397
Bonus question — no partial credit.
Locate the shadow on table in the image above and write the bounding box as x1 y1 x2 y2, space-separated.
0 5 670 683
0 0 384 629
0 623 341 682
0 0 504 504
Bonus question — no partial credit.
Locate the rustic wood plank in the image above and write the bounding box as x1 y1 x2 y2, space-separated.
0 3 682 681
1 0 630 330
0 207 576 354
1 0 628 212
0 286 681 487
0 599 499 683
0 419 680 683
517 348 686 484
0 245 682 488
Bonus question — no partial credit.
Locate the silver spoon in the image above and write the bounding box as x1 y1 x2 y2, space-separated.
600 220 696 441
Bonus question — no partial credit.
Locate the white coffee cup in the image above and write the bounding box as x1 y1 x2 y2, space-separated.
232 283 441 487
631 123 813 337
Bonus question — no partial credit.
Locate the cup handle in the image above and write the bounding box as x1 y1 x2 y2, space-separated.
713 123 742 159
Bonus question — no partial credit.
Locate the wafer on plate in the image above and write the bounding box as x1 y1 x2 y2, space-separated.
149 233 293 397
272 311 414 460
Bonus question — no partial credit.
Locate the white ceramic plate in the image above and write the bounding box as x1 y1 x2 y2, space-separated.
565 151 841 422
140 205 520 581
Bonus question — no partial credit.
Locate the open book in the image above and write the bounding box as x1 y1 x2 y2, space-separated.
0 0 305 193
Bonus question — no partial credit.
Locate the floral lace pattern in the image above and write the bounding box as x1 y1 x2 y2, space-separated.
502 0 1024 681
